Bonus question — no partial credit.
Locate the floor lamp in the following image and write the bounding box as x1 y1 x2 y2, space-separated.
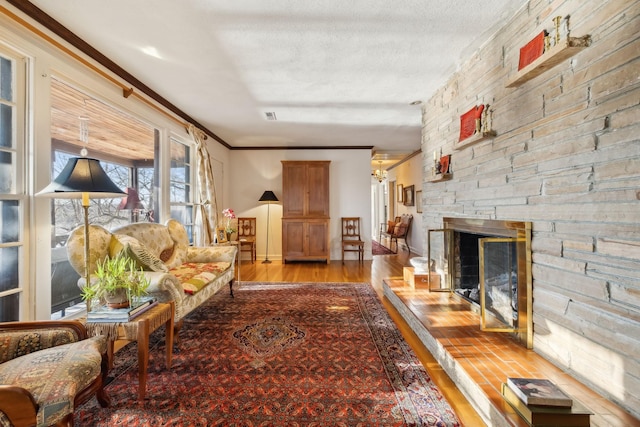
37 157 124 298
258 190 278 264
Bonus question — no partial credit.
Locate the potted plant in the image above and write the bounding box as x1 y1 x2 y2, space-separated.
222 208 236 241
81 255 150 310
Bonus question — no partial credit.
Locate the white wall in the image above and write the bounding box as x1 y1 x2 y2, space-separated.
229 149 372 261
386 154 424 256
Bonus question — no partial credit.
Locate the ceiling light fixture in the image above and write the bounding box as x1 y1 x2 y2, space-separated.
373 161 388 183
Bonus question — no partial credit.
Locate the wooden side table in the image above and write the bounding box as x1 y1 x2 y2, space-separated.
86 301 174 401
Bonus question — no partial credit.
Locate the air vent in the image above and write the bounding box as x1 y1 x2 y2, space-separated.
265 112 277 121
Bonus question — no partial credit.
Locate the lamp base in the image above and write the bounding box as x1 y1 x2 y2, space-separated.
262 259 272 264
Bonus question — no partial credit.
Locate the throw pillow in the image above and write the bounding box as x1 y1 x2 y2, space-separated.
394 223 407 236
164 243 188 270
109 234 168 272
159 247 174 263
386 221 396 234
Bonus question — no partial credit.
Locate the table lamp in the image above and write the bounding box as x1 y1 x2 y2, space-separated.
118 187 145 222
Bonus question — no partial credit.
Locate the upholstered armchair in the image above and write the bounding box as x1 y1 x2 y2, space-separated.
0 321 110 427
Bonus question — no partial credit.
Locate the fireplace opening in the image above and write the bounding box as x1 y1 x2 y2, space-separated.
455 232 484 303
428 218 532 348
454 232 519 328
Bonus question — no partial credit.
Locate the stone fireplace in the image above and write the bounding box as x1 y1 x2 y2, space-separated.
428 217 532 348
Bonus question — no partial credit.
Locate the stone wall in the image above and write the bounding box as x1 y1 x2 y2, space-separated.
420 0 639 416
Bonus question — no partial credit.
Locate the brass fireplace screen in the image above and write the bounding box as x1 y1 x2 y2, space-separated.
428 218 532 348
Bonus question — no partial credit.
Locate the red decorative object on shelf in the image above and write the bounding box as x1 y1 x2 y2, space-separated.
518 31 546 70
439 155 450 174
459 105 484 142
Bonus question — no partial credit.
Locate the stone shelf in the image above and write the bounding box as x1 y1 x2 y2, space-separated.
455 131 496 150
506 35 590 88
428 173 452 182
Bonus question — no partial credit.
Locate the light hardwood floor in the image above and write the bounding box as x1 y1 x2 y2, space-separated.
238 250 485 426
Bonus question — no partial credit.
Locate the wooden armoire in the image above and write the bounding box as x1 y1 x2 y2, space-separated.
281 161 330 263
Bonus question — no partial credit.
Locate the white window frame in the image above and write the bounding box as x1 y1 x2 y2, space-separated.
0 44 27 321
169 135 196 242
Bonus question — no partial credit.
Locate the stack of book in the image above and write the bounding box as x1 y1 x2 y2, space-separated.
501 377 592 426
87 296 157 322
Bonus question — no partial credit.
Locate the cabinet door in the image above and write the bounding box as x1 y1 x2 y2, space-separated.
282 220 305 258
307 220 329 257
282 163 306 217
307 162 330 217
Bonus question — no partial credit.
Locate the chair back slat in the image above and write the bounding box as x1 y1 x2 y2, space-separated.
238 218 256 238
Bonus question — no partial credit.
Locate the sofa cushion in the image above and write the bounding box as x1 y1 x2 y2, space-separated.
0 336 105 426
109 234 168 272
170 262 232 295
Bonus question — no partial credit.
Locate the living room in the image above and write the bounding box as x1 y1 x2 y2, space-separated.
0 0 638 426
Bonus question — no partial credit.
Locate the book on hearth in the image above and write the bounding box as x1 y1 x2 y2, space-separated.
506 377 573 407
501 383 591 427
87 296 157 322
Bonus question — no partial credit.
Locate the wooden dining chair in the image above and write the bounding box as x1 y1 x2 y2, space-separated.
341 217 364 263
237 217 256 263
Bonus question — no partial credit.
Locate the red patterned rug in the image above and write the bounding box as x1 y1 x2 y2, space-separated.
373 239 395 255
75 282 460 426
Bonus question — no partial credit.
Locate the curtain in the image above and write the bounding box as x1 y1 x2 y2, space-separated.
188 124 218 246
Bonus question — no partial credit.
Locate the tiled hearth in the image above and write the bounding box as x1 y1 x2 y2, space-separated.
383 279 639 427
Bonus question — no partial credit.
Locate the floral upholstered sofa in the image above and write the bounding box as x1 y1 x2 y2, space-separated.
66 219 237 339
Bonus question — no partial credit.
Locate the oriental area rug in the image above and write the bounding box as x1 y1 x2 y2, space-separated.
372 239 395 255
75 282 460 426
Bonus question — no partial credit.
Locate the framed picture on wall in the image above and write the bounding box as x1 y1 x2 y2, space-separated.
403 185 414 206
397 184 404 202
416 190 423 213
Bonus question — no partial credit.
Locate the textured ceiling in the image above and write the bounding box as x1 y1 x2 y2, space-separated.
26 0 526 168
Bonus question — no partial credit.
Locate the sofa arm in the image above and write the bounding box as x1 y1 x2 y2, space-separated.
142 272 184 304
0 321 87 364
186 245 237 263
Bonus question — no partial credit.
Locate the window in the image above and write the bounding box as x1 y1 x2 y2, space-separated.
49 78 157 318
136 165 156 222
169 137 195 243
0 48 25 322
50 77 157 240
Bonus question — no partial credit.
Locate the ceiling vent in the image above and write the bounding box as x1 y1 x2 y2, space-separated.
264 112 277 121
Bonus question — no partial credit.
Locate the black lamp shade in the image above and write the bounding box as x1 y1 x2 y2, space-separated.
259 190 279 202
36 157 125 198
